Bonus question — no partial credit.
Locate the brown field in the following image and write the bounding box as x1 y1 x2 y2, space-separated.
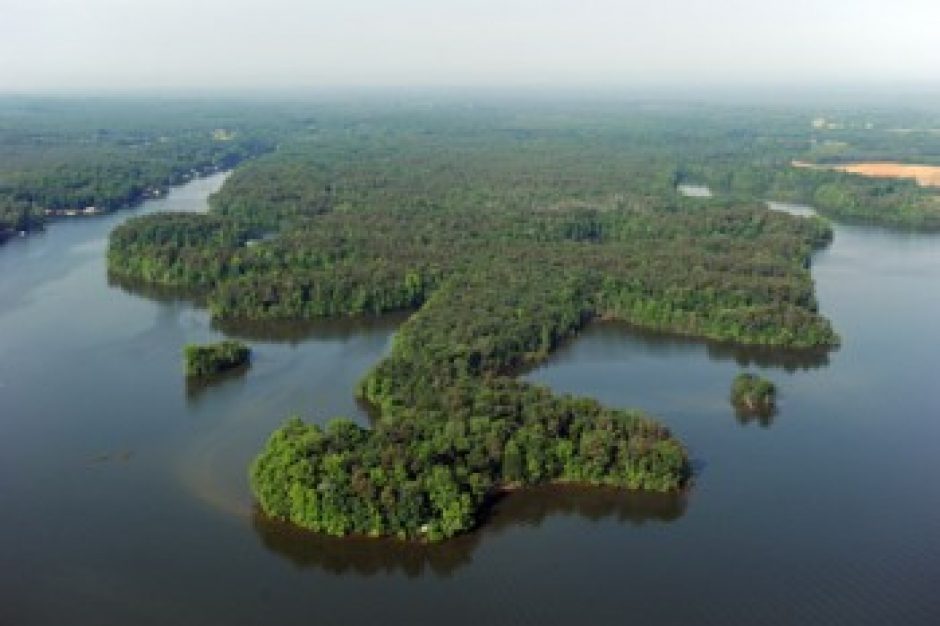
792 160 940 187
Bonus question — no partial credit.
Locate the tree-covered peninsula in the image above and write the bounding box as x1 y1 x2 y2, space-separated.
108 111 842 540
184 340 251 378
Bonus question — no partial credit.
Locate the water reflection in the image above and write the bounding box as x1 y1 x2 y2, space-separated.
214 312 410 344
107 271 208 305
111 272 828 373
252 485 687 577
732 404 778 428
108 269 409 345
185 364 251 403
570 321 831 372
704 338 830 371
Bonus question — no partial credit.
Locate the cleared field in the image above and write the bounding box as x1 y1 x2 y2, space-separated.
793 160 940 187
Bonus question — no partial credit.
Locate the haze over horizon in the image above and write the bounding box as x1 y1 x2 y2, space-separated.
2 0 939 94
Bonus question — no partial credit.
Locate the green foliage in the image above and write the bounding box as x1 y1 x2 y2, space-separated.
184 340 251 377
730 372 777 411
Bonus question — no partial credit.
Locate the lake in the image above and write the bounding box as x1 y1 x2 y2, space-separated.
2 178 938 625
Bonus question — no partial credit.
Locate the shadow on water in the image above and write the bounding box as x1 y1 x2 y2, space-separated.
251 484 688 578
552 320 832 372
111 270 828 371
107 272 209 306
108 270 411 347
734 408 777 428
185 364 252 404
732 403 778 428
701 336 830 371
213 312 411 344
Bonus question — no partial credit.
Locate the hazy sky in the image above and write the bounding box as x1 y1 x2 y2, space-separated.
2 0 939 92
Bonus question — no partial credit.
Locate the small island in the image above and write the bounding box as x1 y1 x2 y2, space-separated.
184 340 251 378
730 372 777 413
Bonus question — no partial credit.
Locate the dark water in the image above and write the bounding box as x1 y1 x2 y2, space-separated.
1 182 938 624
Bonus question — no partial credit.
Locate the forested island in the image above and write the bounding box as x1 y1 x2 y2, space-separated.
731 373 777 414
184 340 251 378
103 108 859 541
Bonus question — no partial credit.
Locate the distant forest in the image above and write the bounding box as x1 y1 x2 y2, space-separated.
5 98 940 240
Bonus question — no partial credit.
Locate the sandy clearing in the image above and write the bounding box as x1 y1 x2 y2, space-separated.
793 160 940 187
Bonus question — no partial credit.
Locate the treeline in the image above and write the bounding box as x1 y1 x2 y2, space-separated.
108 116 847 539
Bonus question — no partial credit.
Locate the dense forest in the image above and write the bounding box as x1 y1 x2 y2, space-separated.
107 109 854 540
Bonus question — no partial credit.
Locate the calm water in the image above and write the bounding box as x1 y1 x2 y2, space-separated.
2 181 938 625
